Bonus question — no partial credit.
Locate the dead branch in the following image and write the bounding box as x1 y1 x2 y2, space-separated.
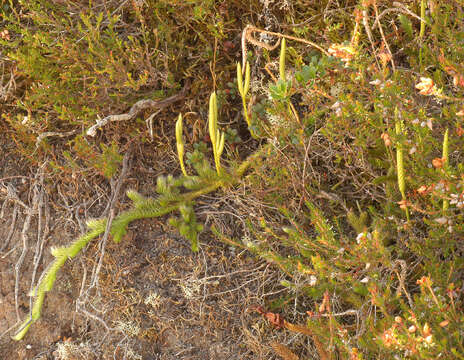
28 171 50 325
14 184 39 321
0 204 18 253
86 83 189 137
35 130 79 149
241 25 330 73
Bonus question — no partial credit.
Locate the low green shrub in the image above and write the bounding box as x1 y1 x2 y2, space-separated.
216 3 464 357
4 1 464 359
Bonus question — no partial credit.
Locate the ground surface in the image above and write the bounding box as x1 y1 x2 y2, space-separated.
0 133 298 360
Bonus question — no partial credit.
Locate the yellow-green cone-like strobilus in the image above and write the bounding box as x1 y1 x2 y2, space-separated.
395 108 409 220
175 113 188 176
279 37 287 82
237 61 254 136
208 92 225 175
442 127 449 212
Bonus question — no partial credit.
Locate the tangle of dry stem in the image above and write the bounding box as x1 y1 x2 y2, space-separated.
241 25 330 73
86 83 189 137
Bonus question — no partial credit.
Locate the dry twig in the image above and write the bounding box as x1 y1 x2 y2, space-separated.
75 150 131 331
35 130 79 149
0 205 18 253
14 172 41 321
86 84 189 137
241 25 330 73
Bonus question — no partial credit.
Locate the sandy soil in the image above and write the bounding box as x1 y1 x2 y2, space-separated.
0 134 295 360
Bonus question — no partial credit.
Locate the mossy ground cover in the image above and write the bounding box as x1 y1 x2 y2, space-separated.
1 0 463 359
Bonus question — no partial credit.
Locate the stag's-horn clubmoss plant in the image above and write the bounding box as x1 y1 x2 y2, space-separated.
7 3 464 357
13 90 266 340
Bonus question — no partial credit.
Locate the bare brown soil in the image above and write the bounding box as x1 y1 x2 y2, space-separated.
0 133 302 360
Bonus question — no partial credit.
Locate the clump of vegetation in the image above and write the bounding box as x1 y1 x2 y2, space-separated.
2 0 463 359
218 2 464 358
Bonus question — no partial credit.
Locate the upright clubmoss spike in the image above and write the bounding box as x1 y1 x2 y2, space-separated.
209 92 217 146
442 128 449 212
243 61 251 96
237 62 244 96
419 0 426 69
442 127 449 165
217 131 225 157
175 114 188 176
208 92 224 174
279 37 286 82
395 108 409 220
237 61 254 136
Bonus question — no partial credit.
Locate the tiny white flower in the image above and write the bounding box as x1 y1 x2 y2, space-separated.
360 277 369 283
426 118 433 130
331 101 343 116
369 79 382 86
356 232 365 244
331 101 341 109
365 263 371 270
309 275 317 286
434 217 448 225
